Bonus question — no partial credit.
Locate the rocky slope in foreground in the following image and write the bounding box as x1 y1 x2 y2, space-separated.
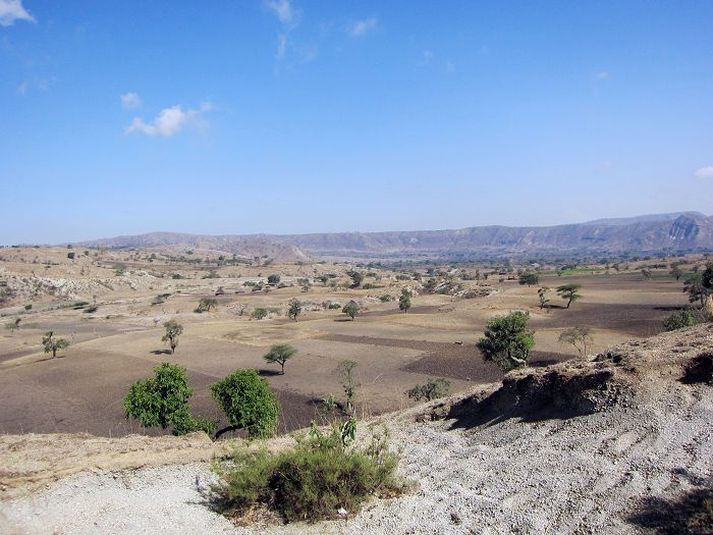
1 324 712 534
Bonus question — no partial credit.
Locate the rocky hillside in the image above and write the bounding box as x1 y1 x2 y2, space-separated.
1 324 711 534
76 212 713 261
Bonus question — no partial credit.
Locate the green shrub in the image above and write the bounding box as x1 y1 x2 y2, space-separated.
406 378 450 401
195 297 217 313
212 423 401 522
379 294 393 302
663 309 699 331
476 311 535 372
251 307 268 320
211 369 279 439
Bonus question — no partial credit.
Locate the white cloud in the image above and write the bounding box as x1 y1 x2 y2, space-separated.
349 17 378 37
0 0 34 26
595 71 609 81
125 103 211 137
16 80 27 95
265 0 294 24
422 50 433 62
694 166 713 179
120 92 142 109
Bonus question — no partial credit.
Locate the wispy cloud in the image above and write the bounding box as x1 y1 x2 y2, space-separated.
125 103 212 137
0 0 34 27
349 17 378 37
120 92 142 110
264 0 296 25
595 71 610 81
276 33 287 59
694 166 713 180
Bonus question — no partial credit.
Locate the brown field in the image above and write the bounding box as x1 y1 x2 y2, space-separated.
0 247 695 437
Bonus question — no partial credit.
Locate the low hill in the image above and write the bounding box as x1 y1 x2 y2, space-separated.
77 211 713 261
2 324 711 533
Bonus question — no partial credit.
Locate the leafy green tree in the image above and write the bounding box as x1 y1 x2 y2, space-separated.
663 309 699 331
537 287 551 310
162 320 183 354
556 283 582 308
123 363 214 435
342 301 359 320
406 378 450 401
287 298 302 321
476 311 535 372
267 274 281 285
669 266 683 280
195 297 217 313
347 270 364 288
518 272 539 286
398 289 412 312
703 263 713 291
42 331 70 359
337 360 360 414
263 343 297 374
558 327 593 357
251 307 268 320
211 369 280 439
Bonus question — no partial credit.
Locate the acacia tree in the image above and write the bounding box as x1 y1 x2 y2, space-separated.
263 343 297 374
476 311 535 372
558 327 593 357
683 274 709 307
556 284 582 309
162 320 183 354
287 298 302 321
42 331 70 358
399 289 412 313
669 266 683 280
195 298 217 313
347 270 364 288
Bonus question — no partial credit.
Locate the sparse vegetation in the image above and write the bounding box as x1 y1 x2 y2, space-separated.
194 297 217 313
558 326 594 357
251 307 268 320
342 301 359 320
337 360 360 414
287 298 302 321
538 286 551 309
663 309 699 331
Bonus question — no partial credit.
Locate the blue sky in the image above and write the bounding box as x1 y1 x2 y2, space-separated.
1 0 712 244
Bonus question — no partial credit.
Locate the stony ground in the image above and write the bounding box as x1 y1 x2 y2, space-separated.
1 324 711 534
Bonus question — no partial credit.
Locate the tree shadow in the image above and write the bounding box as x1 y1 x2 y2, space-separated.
626 482 712 534
333 317 354 322
680 353 713 385
258 369 282 377
150 349 173 355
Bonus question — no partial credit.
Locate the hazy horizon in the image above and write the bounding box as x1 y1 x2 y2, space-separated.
2 1 713 244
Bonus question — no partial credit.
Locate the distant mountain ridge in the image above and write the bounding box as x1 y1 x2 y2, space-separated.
78 212 713 261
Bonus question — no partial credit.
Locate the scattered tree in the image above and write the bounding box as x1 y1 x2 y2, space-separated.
342 301 359 320
519 272 539 286
398 289 412 312
42 331 70 359
347 270 364 288
123 363 213 435
558 327 594 357
683 274 709 307
287 298 302 321
263 343 298 374
476 311 534 372
267 274 281 285
406 378 450 401
670 266 683 280
641 269 653 280
556 283 582 308
211 369 280 439
251 307 268 320
537 286 551 310
67 252 75 260
162 320 183 354
337 360 360 414
195 297 217 313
